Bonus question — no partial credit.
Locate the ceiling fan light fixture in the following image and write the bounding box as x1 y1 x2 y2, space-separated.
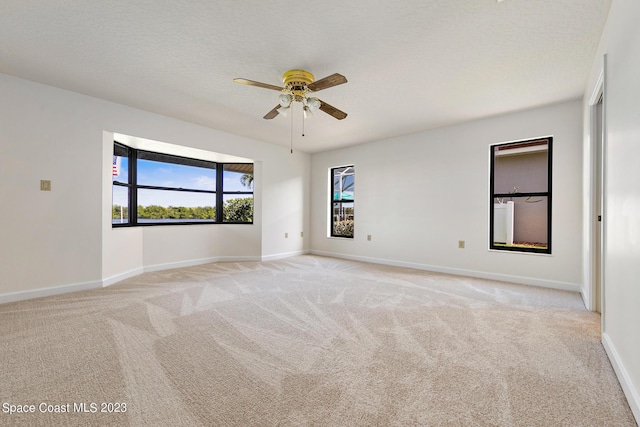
306 97 321 112
278 106 289 117
303 106 313 119
278 93 292 108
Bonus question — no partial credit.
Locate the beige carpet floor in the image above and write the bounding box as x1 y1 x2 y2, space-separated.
0 255 636 426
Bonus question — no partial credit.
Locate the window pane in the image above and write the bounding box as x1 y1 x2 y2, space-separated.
224 164 254 191
493 140 548 194
112 154 129 184
137 158 216 190
333 166 354 201
492 196 548 251
330 165 355 238
137 189 216 223
223 194 253 223
112 185 129 224
332 202 354 237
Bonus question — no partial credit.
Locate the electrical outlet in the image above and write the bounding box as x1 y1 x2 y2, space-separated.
458 240 465 249
367 234 372 241
300 232 304 238
40 180 51 191
285 232 288 238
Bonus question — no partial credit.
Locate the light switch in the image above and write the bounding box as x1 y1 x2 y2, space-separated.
40 180 51 191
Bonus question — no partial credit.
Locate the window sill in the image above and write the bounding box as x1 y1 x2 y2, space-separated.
488 248 552 257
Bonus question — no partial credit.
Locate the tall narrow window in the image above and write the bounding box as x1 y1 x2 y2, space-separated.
222 164 254 223
112 143 130 225
490 137 552 253
330 165 355 238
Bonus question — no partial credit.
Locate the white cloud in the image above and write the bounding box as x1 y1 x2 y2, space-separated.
193 175 216 191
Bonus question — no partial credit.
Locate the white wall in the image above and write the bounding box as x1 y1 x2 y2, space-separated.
311 100 583 291
583 0 640 420
0 72 310 301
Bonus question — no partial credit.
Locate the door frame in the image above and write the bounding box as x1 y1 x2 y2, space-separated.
587 57 606 321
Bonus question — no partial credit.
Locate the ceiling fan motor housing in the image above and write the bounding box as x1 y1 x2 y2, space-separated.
283 69 314 101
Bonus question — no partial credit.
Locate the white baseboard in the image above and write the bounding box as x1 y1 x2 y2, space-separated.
1 251 582 305
1 256 264 305
143 256 261 274
215 256 263 263
310 250 581 293
143 257 221 273
261 250 310 262
102 267 144 288
579 289 590 311
602 332 640 424
0 280 102 305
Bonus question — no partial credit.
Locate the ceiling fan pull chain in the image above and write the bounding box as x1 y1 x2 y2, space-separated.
290 107 294 154
302 110 305 137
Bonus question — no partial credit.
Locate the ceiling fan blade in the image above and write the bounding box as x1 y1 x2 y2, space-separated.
308 73 348 91
233 78 283 91
318 100 348 120
263 105 280 119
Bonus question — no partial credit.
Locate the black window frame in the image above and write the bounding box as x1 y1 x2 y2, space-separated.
489 137 552 254
112 142 253 227
112 142 132 225
221 163 255 224
330 165 355 239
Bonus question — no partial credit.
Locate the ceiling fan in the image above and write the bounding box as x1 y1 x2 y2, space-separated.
233 69 348 120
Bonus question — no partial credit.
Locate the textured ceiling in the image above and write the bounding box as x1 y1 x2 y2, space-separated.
0 1 611 153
